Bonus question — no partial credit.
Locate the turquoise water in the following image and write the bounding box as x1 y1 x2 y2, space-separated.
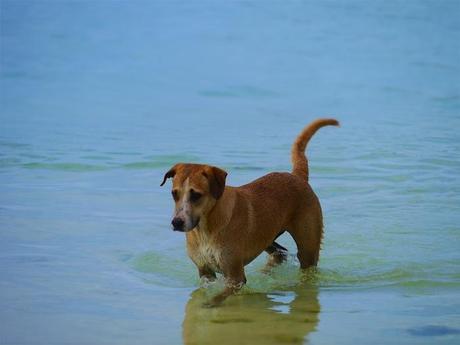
1 1 460 344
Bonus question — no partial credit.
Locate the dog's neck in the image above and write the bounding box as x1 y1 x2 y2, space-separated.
197 187 235 236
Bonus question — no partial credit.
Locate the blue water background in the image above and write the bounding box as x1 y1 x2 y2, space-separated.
1 1 460 344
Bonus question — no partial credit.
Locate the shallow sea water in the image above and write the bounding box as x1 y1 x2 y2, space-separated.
1 1 460 344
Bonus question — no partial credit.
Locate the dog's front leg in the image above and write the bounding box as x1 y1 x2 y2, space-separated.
205 262 246 307
198 266 216 282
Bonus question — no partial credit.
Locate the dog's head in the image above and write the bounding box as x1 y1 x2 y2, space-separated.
160 163 227 232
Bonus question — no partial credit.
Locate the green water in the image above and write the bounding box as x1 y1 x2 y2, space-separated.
1 1 460 344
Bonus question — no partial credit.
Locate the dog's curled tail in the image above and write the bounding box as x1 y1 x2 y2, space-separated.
291 118 339 181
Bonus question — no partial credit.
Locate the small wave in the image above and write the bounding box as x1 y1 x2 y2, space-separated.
199 85 279 99
0 254 58 264
0 158 22 167
103 151 142 156
128 251 460 292
419 158 460 168
225 165 266 171
311 165 359 174
3 153 204 172
316 267 416 288
80 155 114 161
0 140 31 149
123 161 173 169
431 94 460 102
22 162 108 172
122 154 202 169
129 251 197 288
407 325 460 337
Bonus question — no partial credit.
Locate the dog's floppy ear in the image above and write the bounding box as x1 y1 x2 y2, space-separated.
160 166 176 186
204 166 227 199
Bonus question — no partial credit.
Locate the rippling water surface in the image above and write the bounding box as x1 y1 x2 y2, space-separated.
1 1 459 344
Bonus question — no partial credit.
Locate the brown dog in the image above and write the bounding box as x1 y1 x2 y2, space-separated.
161 118 339 305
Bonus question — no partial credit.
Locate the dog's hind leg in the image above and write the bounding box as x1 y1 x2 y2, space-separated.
288 207 323 269
264 240 288 271
265 230 287 254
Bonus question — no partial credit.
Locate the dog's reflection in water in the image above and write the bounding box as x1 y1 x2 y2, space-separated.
182 283 320 345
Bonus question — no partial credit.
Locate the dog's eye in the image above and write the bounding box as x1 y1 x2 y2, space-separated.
189 190 202 202
171 190 179 201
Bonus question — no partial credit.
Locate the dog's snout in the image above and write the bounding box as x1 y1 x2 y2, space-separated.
171 217 185 231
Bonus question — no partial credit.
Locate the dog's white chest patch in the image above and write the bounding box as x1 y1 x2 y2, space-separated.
193 242 222 272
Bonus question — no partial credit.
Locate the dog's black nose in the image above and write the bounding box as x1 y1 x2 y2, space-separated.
171 217 185 231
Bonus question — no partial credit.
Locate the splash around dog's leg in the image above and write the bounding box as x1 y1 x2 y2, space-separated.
202 281 245 308
262 247 288 274
198 266 216 283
